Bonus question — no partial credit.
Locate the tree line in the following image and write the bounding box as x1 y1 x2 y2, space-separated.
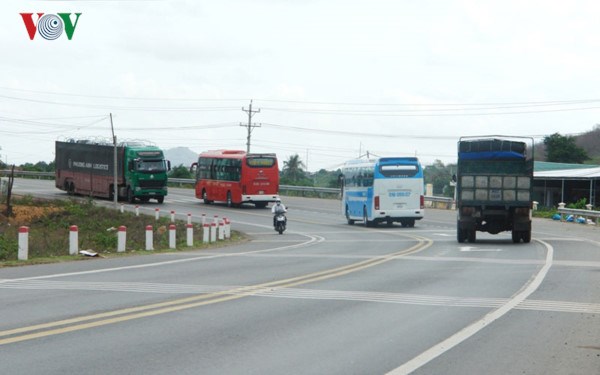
2 128 598 195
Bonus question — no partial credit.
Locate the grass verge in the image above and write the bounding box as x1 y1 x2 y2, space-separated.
0 195 246 266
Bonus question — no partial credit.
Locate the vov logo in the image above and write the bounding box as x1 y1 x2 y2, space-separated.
20 13 82 40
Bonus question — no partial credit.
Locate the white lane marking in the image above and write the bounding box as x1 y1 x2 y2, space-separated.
0 234 324 283
2 280 597 314
459 246 502 252
387 238 554 375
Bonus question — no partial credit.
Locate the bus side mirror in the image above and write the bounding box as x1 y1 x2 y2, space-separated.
167 160 171 171
190 162 197 173
452 174 457 183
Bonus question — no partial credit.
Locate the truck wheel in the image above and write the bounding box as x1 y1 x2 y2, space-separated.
522 230 531 243
467 230 476 243
127 188 135 204
511 230 521 243
457 228 466 243
408 219 415 228
156 196 164 204
346 206 354 225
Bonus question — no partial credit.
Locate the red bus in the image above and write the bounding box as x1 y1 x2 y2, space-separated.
191 150 280 208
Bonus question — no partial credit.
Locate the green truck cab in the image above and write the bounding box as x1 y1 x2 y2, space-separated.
122 144 171 203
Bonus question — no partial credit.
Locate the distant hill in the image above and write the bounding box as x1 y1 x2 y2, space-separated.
165 147 197 168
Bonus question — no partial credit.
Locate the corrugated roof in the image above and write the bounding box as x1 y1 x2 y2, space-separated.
535 167 600 179
534 161 599 172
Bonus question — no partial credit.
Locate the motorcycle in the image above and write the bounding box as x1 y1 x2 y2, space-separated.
274 213 287 234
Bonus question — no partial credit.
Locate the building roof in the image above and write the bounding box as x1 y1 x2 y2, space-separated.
533 161 600 180
534 161 599 172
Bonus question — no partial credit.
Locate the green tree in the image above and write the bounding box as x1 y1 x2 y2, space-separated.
312 168 342 188
281 154 311 185
423 160 455 197
544 133 589 163
168 164 193 179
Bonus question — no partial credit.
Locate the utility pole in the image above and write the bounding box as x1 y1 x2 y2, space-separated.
110 113 118 207
240 100 261 153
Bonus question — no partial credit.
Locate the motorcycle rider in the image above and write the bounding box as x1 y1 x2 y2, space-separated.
271 198 287 228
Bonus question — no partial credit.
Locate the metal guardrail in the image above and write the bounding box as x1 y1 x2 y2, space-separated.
557 207 600 222
1 172 456 209
0 170 54 178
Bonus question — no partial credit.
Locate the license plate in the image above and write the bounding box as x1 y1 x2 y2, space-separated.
258 190 264 194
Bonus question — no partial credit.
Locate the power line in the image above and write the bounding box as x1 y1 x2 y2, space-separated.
260 104 600 117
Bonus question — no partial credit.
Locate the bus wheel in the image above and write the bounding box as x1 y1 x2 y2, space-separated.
363 208 371 227
202 190 212 204
69 183 75 196
408 219 415 228
346 206 354 225
226 192 233 207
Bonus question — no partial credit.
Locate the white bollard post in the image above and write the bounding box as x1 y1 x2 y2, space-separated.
169 224 176 249
203 223 209 244
135 205 140 216
218 221 225 240
155 208 160 221
201 214 206 226
145 225 154 250
69 225 78 255
18 226 29 261
210 222 216 243
186 224 193 247
223 218 231 239
118 226 127 252
187 213 192 225
170 210 175 222
120 204 124 214
213 215 219 225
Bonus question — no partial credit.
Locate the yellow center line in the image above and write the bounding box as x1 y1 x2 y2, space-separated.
0 234 432 346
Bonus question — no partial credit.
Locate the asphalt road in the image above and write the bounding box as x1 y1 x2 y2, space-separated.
1 179 599 374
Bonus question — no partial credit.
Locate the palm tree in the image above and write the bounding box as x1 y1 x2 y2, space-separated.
282 154 306 183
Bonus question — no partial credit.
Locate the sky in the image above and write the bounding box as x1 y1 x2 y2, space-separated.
2 0 600 172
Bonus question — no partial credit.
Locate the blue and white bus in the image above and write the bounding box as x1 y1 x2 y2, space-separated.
341 157 425 227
